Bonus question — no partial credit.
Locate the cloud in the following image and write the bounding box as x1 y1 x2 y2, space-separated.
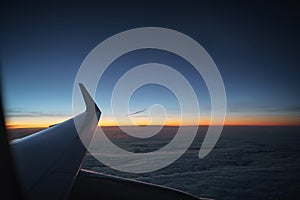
228 103 300 114
83 126 300 199
265 105 300 113
5 107 70 118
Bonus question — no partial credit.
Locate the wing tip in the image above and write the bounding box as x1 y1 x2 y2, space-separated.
78 83 101 114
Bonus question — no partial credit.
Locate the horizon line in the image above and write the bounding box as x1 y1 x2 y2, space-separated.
6 124 300 129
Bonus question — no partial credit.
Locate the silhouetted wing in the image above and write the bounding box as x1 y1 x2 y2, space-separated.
10 84 200 200
11 84 101 200
69 169 200 200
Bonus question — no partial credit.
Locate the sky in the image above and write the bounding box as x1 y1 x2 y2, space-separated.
0 1 299 128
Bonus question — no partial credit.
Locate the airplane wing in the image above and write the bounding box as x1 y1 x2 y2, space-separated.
10 84 101 199
9 84 199 200
69 169 200 200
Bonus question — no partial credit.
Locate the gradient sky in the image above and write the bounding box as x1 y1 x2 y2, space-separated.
1 1 299 127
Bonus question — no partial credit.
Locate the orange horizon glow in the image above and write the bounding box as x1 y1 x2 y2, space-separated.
5 114 300 129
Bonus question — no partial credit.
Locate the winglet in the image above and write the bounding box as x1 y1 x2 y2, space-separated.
10 83 102 200
79 83 101 114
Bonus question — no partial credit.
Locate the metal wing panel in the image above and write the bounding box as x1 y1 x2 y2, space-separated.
10 84 101 200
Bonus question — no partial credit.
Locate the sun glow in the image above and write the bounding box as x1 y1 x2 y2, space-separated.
5 113 300 129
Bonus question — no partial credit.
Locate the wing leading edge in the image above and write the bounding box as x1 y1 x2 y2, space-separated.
10 84 101 200
10 84 200 200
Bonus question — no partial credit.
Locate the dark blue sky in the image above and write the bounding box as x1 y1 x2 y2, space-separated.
1 1 299 126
